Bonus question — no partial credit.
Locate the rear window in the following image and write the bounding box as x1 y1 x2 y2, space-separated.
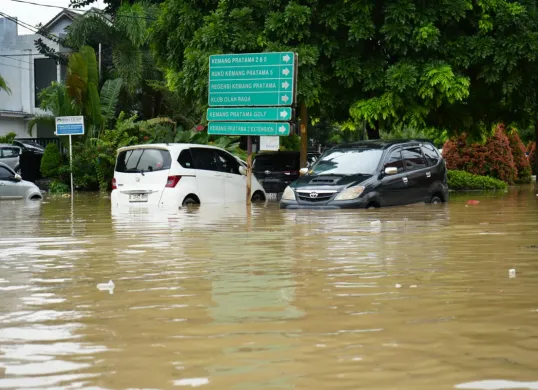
253 153 299 171
421 144 440 166
115 148 171 173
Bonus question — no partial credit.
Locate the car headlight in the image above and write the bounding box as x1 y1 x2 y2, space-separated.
334 185 365 201
282 186 296 201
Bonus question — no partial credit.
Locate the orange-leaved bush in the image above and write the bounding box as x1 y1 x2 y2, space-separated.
442 126 517 184
506 128 532 183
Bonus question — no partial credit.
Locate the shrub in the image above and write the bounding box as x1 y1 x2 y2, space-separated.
506 129 532 183
529 142 536 176
447 170 507 191
40 143 63 178
49 180 69 194
443 126 517 184
0 132 17 144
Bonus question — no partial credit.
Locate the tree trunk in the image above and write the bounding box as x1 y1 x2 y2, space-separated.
300 103 308 168
366 123 380 140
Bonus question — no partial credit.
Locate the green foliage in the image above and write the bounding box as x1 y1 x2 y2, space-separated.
0 74 11 95
100 78 123 122
40 143 63 178
0 132 17 144
381 126 448 148
49 180 69 194
447 170 508 191
151 0 538 138
280 134 300 151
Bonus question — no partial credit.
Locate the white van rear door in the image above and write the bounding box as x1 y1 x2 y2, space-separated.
114 147 172 205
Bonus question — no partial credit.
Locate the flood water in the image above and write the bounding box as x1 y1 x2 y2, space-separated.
1 187 538 390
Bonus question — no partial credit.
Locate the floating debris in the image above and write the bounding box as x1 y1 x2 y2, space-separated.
509 269 516 279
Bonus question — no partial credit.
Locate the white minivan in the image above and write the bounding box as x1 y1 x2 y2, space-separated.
111 143 266 208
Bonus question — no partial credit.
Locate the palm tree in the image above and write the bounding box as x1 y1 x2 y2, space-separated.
0 74 11 95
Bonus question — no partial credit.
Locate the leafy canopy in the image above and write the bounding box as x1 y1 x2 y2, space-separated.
151 0 538 136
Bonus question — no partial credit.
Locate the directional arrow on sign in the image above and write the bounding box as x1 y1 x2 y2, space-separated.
283 54 291 63
282 68 290 76
282 81 290 89
280 110 289 119
278 125 287 134
281 95 289 103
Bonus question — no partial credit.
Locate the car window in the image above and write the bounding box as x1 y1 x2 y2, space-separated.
115 148 172 173
402 147 427 171
215 150 240 174
1 148 18 158
190 148 220 172
311 148 383 175
383 148 404 173
253 153 299 171
0 166 12 180
178 149 194 169
421 144 440 166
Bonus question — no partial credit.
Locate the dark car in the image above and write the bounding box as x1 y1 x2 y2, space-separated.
253 151 321 197
280 139 448 209
13 140 45 154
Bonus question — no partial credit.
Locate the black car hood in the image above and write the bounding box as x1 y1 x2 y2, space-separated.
293 173 372 189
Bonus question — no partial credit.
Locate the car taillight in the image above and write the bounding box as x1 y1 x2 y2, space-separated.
112 178 117 190
283 170 298 176
166 175 181 188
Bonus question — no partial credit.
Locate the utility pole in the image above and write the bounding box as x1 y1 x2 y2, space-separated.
300 102 308 168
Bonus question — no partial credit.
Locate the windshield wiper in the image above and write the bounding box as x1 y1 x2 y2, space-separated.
126 168 145 176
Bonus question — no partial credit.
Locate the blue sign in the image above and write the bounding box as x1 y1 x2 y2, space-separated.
55 116 85 136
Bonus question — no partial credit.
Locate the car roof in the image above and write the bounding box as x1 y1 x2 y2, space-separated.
332 139 434 150
116 143 230 154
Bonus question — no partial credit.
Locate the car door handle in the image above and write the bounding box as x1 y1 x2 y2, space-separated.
426 172 431 178
402 177 408 184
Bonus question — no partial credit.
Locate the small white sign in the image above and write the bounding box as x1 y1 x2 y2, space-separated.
55 116 85 136
260 136 279 151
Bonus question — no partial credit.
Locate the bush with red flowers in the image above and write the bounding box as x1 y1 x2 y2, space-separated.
443 126 518 184
506 129 532 183
529 142 536 175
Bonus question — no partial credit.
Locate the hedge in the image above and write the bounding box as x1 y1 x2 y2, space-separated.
529 142 536 176
447 170 507 191
507 130 532 183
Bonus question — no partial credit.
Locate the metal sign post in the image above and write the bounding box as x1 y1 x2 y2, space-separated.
206 52 298 206
54 116 85 199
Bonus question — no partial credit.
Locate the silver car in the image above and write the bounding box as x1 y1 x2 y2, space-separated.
0 162 42 201
0 144 21 173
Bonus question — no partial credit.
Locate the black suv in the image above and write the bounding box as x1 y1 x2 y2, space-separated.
280 140 448 209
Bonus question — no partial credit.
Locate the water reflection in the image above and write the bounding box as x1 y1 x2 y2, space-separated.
0 186 537 389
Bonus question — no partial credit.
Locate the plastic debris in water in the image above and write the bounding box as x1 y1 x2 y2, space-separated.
509 269 516 278
395 284 402 288
410 285 418 288
466 200 480 205
97 280 115 294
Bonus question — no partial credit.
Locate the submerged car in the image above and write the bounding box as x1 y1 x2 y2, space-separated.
0 144 21 173
280 140 448 209
111 143 266 209
0 162 43 201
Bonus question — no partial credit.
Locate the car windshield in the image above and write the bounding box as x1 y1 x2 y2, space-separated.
310 148 383 175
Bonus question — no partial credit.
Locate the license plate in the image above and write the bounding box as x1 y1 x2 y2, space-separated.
266 193 278 200
129 193 148 202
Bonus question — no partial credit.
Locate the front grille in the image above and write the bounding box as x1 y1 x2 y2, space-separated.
297 192 335 203
310 176 341 184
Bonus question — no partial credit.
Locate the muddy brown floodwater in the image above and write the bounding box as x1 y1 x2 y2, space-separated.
1 187 538 390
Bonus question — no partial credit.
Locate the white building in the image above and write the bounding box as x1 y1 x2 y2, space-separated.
0 10 79 138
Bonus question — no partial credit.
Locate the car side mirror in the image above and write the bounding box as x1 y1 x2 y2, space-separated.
239 166 247 176
384 167 398 176
299 168 308 176
11 174 22 182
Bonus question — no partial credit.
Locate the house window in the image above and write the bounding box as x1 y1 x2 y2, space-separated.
34 58 57 107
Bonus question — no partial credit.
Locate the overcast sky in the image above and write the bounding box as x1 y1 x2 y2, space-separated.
3 0 103 34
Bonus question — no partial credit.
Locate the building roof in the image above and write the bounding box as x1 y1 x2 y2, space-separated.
41 9 82 32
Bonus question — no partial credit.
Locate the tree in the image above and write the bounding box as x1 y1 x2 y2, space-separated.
150 0 538 140
0 74 11 95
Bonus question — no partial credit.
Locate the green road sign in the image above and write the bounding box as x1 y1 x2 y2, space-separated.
208 122 291 136
208 52 296 107
207 107 292 122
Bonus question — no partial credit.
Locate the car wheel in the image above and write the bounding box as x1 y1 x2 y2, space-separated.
366 203 379 210
182 196 199 207
251 191 266 202
430 195 443 204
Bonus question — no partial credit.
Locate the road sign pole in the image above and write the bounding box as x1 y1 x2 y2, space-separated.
246 135 252 206
69 134 74 199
